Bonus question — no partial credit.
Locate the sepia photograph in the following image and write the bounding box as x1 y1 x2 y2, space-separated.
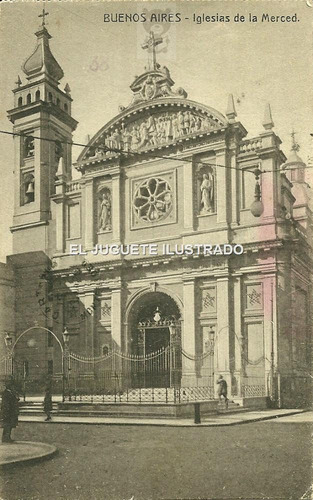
0 1 312 499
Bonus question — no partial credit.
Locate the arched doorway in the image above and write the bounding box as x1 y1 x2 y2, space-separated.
128 291 182 388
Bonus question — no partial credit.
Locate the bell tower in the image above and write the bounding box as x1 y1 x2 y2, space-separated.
7 8 78 255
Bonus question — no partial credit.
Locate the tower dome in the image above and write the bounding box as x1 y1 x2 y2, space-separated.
22 9 64 84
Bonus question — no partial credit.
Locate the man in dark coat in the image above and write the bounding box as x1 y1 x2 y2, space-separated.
1 379 19 443
43 387 53 421
217 375 229 409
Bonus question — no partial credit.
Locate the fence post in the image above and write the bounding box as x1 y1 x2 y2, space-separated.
194 402 201 424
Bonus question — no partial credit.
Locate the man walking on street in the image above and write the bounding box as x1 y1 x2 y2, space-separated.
1 379 19 443
217 375 229 409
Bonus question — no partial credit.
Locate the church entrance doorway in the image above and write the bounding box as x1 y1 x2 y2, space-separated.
129 291 182 389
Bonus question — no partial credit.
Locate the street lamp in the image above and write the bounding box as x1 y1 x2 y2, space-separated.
62 327 70 346
4 332 13 348
62 327 70 402
250 168 264 218
4 332 14 377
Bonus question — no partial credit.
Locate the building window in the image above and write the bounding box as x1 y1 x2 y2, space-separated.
56 98 60 107
133 177 173 223
48 92 53 102
55 140 63 164
64 103 68 112
27 93 31 104
24 135 35 158
48 360 53 375
18 96 23 107
35 90 40 101
22 173 35 205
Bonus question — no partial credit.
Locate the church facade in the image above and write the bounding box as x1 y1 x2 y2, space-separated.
2 19 313 407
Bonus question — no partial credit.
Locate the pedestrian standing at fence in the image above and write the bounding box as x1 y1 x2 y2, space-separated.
1 379 19 443
217 375 229 409
43 387 53 421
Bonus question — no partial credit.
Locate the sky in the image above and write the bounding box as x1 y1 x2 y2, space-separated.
0 0 312 262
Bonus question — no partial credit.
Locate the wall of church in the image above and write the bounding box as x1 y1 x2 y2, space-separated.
7 252 57 386
0 262 15 383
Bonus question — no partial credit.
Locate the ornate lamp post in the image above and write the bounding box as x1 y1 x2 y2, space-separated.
4 332 14 377
62 327 70 402
250 168 264 218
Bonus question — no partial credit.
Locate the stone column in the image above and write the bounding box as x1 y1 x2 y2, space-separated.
53 176 66 253
215 147 229 226
111 288 122 349
183 162 194 232
216 276 231 393
259 133 278 220
182 279 197 386
263 274 277 398
80 292 96 357
233 275 243 397
84 180 94 251
229 145 240 226
112 172 121 244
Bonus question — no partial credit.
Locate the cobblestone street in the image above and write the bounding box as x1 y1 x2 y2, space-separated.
1 417 311 500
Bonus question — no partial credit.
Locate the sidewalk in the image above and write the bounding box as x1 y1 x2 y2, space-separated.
0 441 57 467
19 408 306 427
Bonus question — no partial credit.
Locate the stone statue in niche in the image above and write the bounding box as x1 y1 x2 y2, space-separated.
98 189 112 231
200 170 214 214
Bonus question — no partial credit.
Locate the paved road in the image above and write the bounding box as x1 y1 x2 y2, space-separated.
1 415 312 500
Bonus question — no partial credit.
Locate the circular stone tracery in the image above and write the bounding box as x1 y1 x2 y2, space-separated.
133 177 173 222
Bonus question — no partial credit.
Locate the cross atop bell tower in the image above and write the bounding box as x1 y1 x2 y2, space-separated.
142 31 163 71
38 6 49 27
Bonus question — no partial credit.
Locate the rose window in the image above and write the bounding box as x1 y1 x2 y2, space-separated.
133 177 173 222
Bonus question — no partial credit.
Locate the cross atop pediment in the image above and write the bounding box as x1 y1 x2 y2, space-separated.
142 31 163 71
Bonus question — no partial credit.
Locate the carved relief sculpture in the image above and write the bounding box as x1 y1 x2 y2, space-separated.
98 188 112 231
88 109 221 159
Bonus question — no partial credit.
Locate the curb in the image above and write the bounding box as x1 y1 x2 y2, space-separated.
0 441 57 467
18 409 306 428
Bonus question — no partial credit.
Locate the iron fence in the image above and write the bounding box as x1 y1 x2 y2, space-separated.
63 345 215 403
